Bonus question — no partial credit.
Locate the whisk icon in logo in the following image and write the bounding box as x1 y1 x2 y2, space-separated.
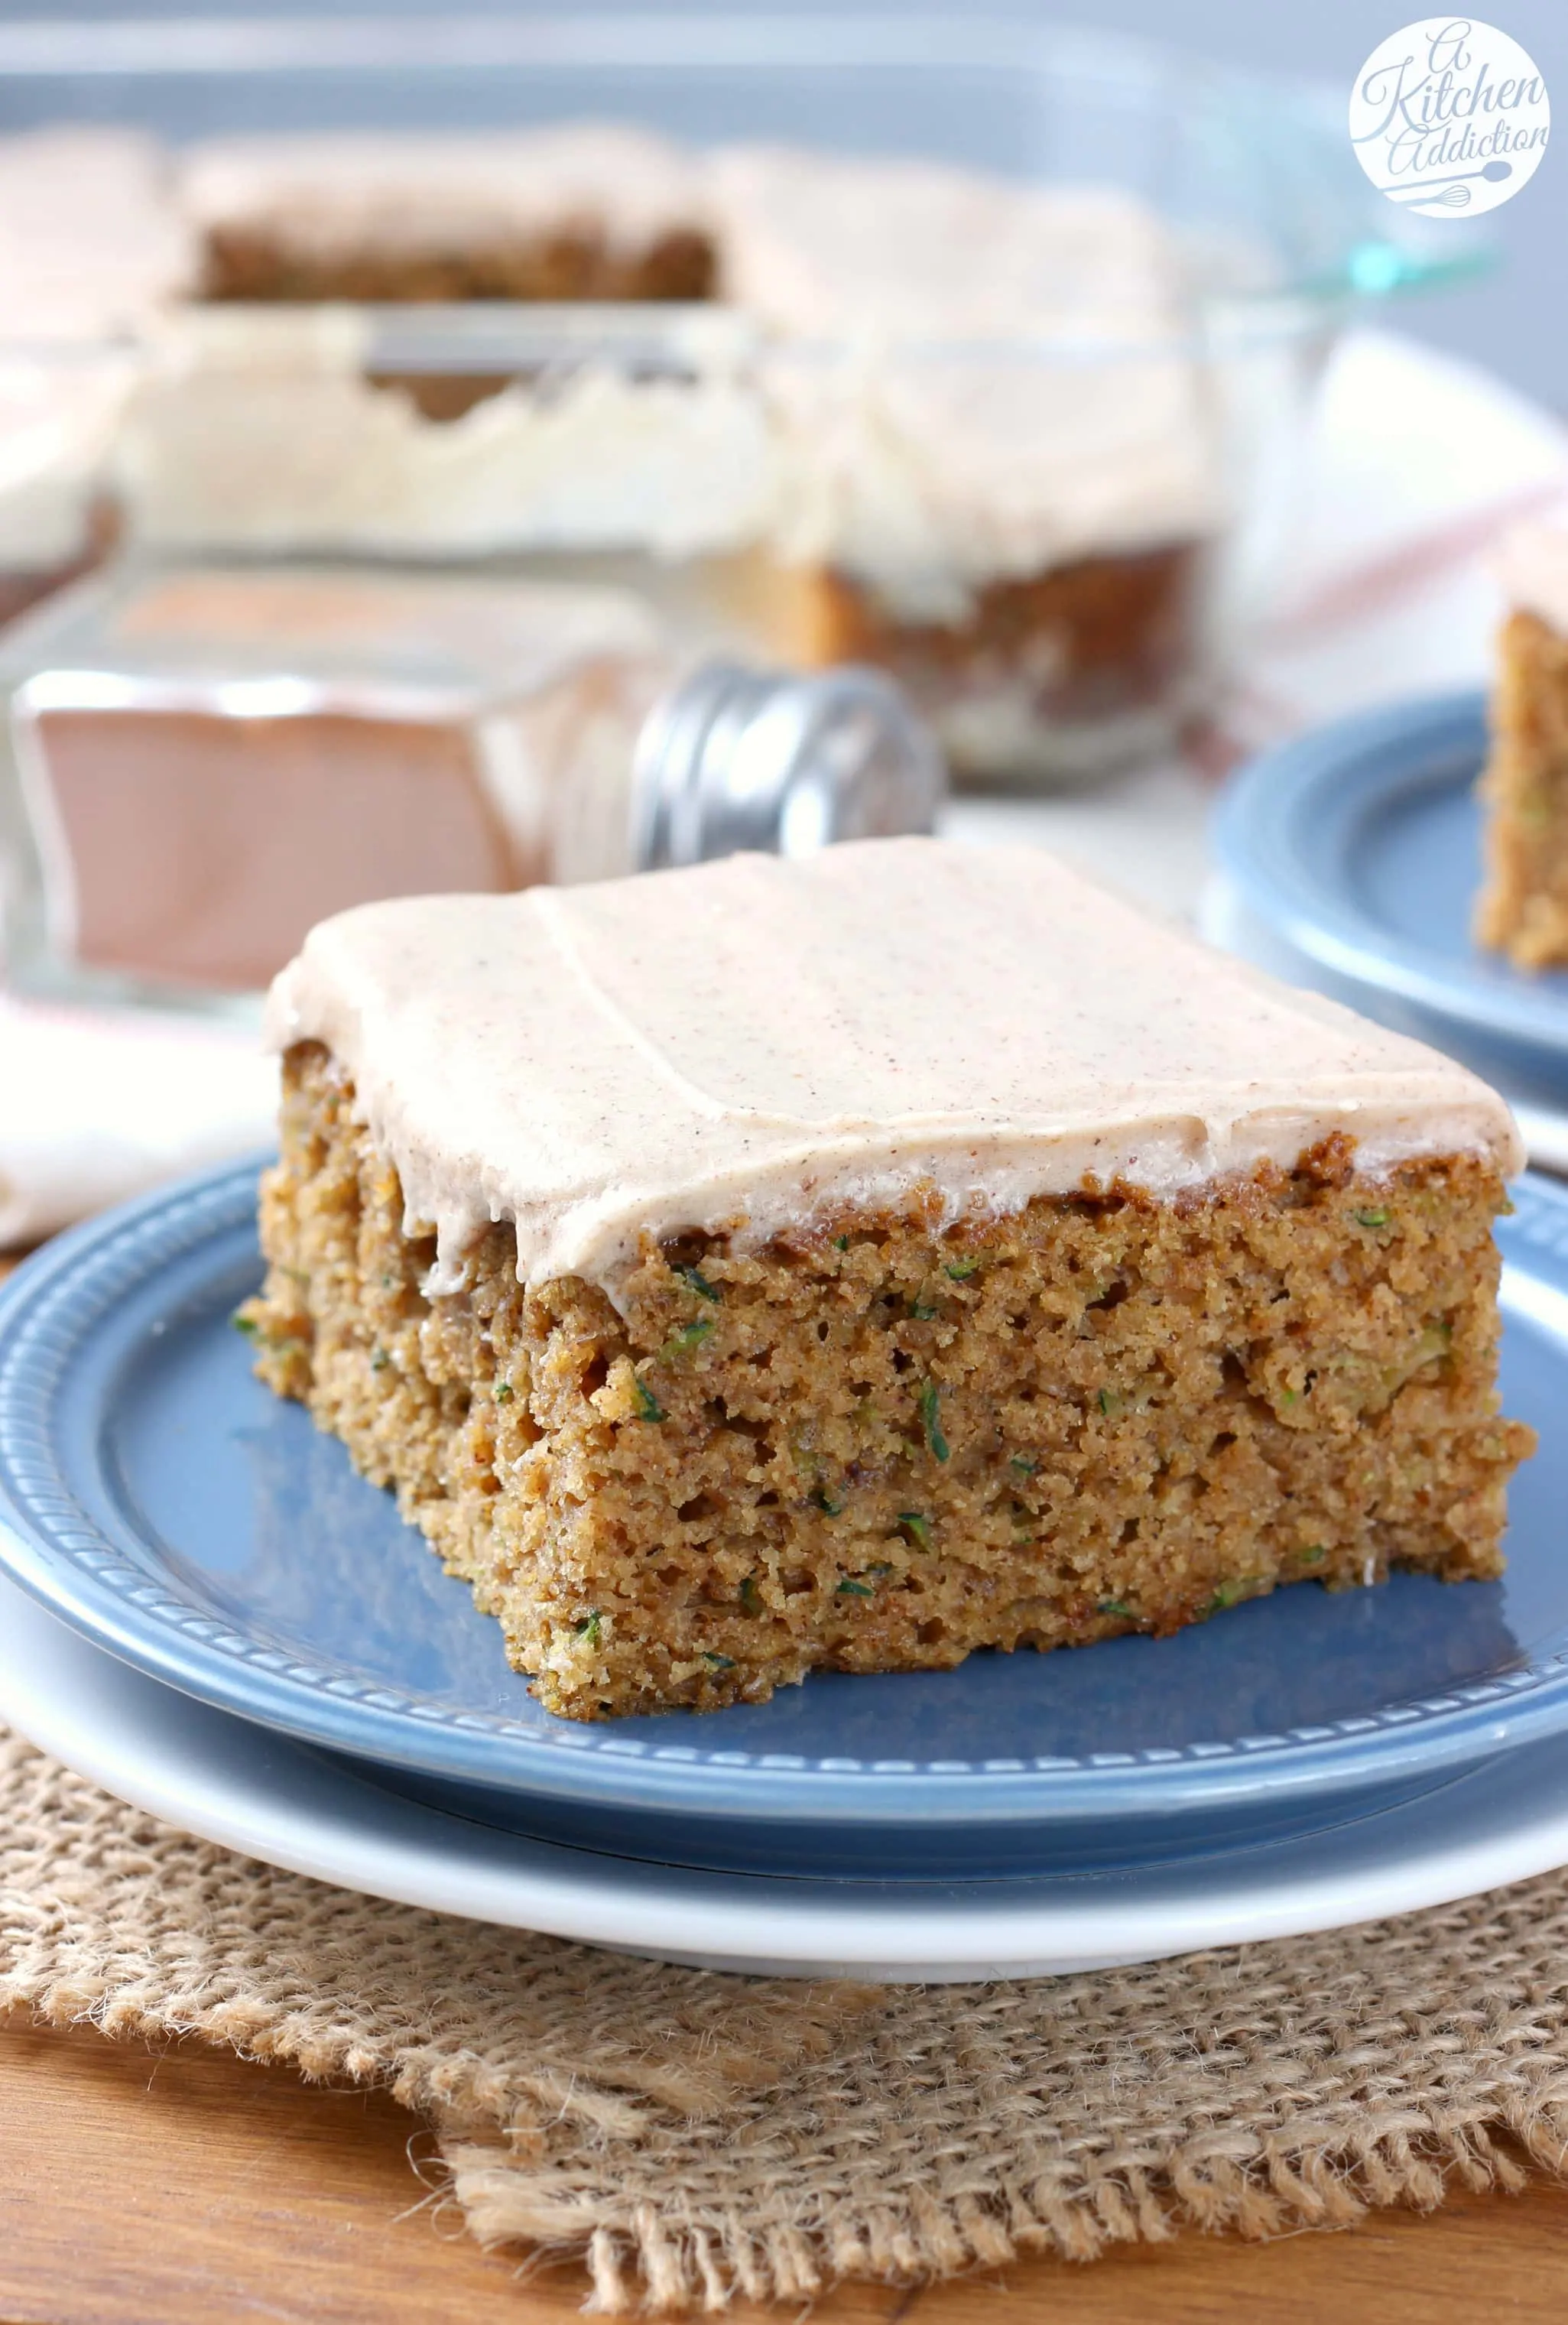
1349 18 1549 214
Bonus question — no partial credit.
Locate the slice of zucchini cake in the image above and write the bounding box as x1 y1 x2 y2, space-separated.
1476 519 1568 970
246 837 1531 1719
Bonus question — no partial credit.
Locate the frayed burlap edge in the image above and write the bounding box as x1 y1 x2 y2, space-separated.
6 1732 1568 2311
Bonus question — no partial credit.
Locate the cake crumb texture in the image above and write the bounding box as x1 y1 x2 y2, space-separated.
1476 608 1568 970
245 1044 1532 1720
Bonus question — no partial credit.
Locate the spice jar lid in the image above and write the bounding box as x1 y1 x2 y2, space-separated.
631 660 945 873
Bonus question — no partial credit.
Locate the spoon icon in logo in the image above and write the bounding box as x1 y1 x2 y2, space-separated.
1388 160 1514 208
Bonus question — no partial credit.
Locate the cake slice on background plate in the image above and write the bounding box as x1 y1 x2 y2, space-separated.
1476 519 1568 971
246 838 1532 1720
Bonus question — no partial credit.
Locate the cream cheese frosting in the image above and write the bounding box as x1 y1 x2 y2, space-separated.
711 151 1195 339
264 837 1521 1297
0 128 187 566
0 352 135 568
0 128 190 343
115 309 779 559
760 346 1219 613
1495 518 1568 638
716 148 1219 599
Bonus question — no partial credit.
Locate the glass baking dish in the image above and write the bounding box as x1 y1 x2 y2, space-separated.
0 12 1488 784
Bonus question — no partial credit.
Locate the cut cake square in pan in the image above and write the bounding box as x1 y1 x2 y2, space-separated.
164 128 1216 778
246 837 1533 1719
182 125 716 304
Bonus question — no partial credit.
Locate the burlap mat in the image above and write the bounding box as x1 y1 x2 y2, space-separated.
5 1731 1568 2309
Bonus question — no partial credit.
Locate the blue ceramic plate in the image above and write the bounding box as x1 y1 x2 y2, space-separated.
12 1572 1568 1979
2 1159 1566 1881
1213 692 1568 1095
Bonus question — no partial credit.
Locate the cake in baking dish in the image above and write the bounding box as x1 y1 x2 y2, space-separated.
1 121 1222 774
243 838 1531 1720
163 128 1218 778
1476 520 1568 972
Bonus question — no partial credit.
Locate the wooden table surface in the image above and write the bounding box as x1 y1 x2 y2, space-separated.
3 2015 1568 2324
2 1254 1566 2321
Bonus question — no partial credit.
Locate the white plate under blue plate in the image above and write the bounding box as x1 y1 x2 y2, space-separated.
1212 691 1568 1097
9 1573 1568 1982
1 1158 1565 1883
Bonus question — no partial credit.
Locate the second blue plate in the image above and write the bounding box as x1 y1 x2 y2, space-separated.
1213 690 1568 1096
1 1159 1566 1882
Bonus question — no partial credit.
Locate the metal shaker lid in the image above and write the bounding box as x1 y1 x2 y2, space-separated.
631 660 945 873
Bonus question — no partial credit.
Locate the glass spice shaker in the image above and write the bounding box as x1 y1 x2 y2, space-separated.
0 563 945 1008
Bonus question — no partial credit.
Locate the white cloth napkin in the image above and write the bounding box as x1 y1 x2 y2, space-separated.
1229 327 1568 748
0 994 275 1246
5 326 1567 1246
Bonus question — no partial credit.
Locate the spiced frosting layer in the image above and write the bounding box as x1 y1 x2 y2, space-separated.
264 838 1521 1294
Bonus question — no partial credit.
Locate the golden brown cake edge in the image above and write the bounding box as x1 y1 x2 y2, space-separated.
1475 607 1568 971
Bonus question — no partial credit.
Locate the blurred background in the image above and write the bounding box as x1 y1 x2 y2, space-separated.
2 0 1566 1237
4 0 1560 402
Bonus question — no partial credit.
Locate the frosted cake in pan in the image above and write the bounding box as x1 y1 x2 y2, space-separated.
107 126 1223 777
